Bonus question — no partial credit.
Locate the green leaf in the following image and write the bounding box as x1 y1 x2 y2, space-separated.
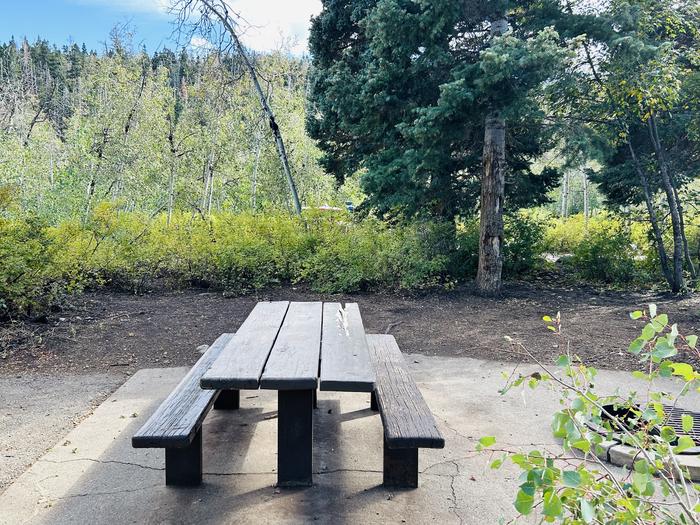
514 487 534 515
660 426 676 443
571 440 590 453
633 459 649 474
652 313 668 330
562 470 581 488
632 471 649 493
555 355 570 366
479 436 496 448
671 362 695 381
629 310 643 320
580 498 595 524
641 324 656 340
651 338 677 361
682 414 694 433
543 315 552 322
542 490 562 517
687 335 697 349
628 337 646 355
673 435 695 454
631 370 650 380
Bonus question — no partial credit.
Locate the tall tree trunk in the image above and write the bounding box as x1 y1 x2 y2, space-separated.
582 171 589 227
647 115 684 293
197 0 302 215
627 140 673 288
476 17 508 296
85 163 96 223
559 172 569 217
167 162 176 226
251 119 263 210
671 182 696 279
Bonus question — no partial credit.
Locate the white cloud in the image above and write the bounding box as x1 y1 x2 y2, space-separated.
74 0 323 54
190 36 213 49
224 0 322 54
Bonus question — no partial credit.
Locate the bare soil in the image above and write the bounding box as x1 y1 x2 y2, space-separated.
2 282 699 376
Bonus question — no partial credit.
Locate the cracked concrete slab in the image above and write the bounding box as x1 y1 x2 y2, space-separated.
1 356 697 525
0 372 122 493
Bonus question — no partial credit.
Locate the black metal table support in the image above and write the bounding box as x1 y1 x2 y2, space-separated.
214 389 240 410
165 429 203 486
370 391 379 411
277 389 313 487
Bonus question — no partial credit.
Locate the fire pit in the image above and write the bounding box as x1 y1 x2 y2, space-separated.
584 404 700 481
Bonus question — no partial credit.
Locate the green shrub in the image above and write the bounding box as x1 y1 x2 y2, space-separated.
503 212 546 276
543 214 588 253
452 213 545 279
0 215 57 318
568 218 642 283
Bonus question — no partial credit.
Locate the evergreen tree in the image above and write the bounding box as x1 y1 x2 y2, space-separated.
307 0 566 293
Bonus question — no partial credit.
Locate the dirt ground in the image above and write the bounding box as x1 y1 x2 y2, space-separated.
2 282 699 376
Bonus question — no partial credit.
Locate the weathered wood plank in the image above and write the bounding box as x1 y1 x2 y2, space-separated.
320 302 375 392
260 302 322 390
201 301 289 389
132 333 234 448
367 334 445 449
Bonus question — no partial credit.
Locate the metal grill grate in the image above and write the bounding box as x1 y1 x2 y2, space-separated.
664 404 700 447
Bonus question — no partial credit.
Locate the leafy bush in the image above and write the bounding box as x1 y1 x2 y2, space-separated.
1 206 471 316
543 214 589 253
0 215 56 317
503 212 546 276
568 218 641 283
543 213 656 284
453 213 546 279
484 307 700 524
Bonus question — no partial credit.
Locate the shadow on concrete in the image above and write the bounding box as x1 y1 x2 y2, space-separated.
36 390 270 525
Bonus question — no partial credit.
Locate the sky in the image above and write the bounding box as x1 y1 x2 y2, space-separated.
0 0 323 55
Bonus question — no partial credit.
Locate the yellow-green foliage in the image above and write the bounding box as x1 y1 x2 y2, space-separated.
0 215 56 316
2 204 674 319
543 212 656 283
1 204 466 317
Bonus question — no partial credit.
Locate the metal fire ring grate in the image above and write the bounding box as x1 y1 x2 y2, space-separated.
664 404 700 447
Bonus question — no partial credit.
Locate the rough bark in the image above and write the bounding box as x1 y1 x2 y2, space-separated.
671 182 696 279
476 17 508 296
476 111 506 296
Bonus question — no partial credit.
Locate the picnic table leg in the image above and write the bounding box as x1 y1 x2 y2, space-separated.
370 391 379 411
214 389 240 410
165 428 203 486
383 438 419 488
277 389 313 487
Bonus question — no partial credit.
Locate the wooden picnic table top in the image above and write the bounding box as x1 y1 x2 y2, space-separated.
200 301 375 392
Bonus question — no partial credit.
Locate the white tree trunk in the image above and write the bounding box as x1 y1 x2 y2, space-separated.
197 0 302 215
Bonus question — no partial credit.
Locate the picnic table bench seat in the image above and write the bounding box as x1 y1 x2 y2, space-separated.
367 334 445 488
132 333 239 486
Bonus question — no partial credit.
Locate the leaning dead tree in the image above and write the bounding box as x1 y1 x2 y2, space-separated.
171 0 302 215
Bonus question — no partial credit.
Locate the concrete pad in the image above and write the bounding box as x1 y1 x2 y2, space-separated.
0 372 122 492
1 356 698 525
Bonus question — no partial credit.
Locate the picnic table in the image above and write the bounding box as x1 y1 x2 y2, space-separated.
201 301 374 486
133 301 444 489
